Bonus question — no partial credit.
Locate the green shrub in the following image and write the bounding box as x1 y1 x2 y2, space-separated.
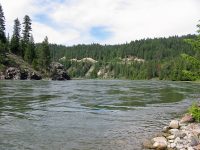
189 102 200 122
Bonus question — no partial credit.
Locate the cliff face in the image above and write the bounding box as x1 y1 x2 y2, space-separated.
0 53 42 80
0 53 70 80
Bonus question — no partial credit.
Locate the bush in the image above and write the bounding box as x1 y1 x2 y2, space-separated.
188 102 200 122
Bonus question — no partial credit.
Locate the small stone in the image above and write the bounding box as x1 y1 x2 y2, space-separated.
188 147 194 150
168 140 174 143
152 137 167 149
169 129 179 135
170 143 176 148
190 136 199 147
180 114 194 124
162 126 170 133
142 139 154 149
174 137 181 144
167 135 175 140
169 120 179 129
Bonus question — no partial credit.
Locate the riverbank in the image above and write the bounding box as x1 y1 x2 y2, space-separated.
143 113 200 150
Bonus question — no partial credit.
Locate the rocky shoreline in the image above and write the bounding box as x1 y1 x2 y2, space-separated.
0 62 71 81
143 114 200 150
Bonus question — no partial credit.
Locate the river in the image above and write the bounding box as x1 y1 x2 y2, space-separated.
0 80 199 150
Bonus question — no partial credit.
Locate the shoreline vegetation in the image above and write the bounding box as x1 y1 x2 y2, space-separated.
143 103 200 150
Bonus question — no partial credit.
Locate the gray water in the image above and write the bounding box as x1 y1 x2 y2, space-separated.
0 80 199 150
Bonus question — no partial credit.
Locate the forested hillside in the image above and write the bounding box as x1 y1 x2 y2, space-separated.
49 34 199 80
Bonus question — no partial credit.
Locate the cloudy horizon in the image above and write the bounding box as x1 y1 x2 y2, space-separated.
1 0 200 46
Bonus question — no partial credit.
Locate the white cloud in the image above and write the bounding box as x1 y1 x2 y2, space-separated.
1 0 200 45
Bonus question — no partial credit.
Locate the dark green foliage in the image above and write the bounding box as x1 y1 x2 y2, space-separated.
10 18 21 55
21 15 32 58
37 36 50 72
48 35 196 80
181 22 200 80
24 35 35 64
189 103 200 122
0 4 6 44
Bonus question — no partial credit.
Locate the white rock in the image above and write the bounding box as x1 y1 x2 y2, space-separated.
174 137 181 144
188 147 194 150
169 120 179 129
169 129 179 135
171 143 176 148
152 137 167 149
167 135 175 140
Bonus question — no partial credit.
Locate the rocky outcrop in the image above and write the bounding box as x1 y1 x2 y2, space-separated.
50 62 71 80
1 67 42 80
5 67 21 80
143 114 200 150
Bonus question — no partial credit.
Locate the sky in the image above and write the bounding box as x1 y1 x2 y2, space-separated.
1 0 200 45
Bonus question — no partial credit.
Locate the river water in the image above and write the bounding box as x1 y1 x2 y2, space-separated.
0 80 199 150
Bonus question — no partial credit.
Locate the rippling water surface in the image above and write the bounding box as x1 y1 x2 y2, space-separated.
0 80 199 150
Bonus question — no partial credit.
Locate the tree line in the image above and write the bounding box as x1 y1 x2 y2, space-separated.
0 3 50 74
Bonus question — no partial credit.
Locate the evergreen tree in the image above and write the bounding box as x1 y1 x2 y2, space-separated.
10 18 21 55
24 34 35 64
0 4 6 44
39 36 50 71
181 22 200 80
21 15 32 58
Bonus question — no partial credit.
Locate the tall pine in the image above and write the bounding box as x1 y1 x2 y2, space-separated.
39 36 50 72
10 18 21 55
0 3 6 44
21 15 32 58
24 34 35 64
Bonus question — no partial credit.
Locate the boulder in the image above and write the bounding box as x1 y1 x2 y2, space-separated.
180 114 194 124
50 62 71 80
169 120 179 129
20 69 28 80
30 72 42 80
5 67 20 80
152 137 167 150
142 139 154 149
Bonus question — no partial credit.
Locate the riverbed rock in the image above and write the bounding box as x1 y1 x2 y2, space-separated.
169 120 179 129
142 139 154 149
180 114 194 124
152 137 167 149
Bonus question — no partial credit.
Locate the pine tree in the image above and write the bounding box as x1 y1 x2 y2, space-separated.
181 21 200 80
10 18 21 55
24 34 35 64
21 15 32 58
0 4 6 44
38 36 50 72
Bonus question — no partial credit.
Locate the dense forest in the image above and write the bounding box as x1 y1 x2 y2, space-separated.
0 3 51 76
49 34 200 81
0 2 199 81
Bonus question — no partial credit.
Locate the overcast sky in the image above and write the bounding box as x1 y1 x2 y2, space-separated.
1 0 200 45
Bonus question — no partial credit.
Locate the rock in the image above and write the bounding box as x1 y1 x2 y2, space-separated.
169 129 179 135
190 136 199 147
169 120 179 129
152 137 167 149
188 147 194 150
194 144 200 150
167 135 175 140
162 126 170 133
142 139 154 149
50 62 71 81
171 143 176 148
30 72 42 80
20 69 28 80
180 114 194 124
5 67 20 80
